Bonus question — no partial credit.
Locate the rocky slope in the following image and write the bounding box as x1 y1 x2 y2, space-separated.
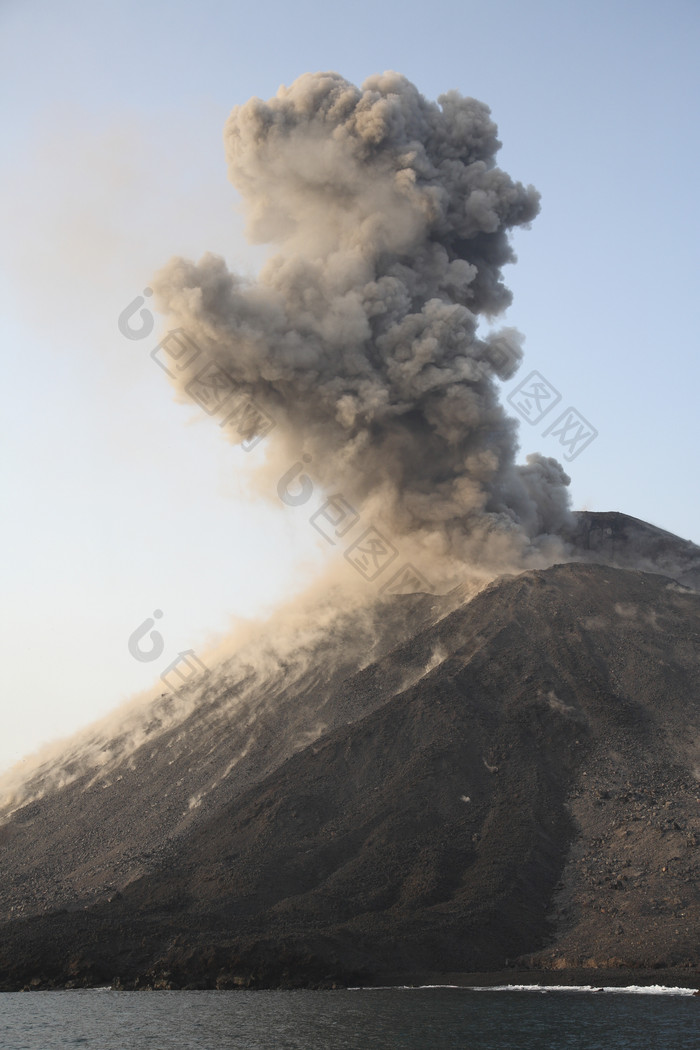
565 511 700 589
0 515 699 990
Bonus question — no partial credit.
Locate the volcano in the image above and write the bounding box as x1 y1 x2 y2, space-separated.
1 511 699 991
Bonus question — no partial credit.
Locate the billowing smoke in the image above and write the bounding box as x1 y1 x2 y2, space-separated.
152 71 572 580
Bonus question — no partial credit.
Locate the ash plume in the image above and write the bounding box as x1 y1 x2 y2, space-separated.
152 71 572 579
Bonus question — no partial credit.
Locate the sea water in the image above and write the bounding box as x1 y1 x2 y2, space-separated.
0 986 698 1049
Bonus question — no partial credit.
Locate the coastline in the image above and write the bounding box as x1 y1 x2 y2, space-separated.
3 967 700 993
360 969 700 992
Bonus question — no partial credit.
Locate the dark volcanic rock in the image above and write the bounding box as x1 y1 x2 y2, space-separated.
1 520 700 990
567 510 700 590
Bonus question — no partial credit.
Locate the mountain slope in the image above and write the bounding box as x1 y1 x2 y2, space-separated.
1 546 699 990
567 510 700 589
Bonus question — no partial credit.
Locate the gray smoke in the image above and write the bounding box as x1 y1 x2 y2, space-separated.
152 71 572 578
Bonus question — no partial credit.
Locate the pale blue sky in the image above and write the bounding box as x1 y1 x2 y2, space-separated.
1 0 698 773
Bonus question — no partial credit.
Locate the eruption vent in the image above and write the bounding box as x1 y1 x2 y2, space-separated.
153 71 571 578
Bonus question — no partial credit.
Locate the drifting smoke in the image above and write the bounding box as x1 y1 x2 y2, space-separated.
153 70 571 580
0 577 475 816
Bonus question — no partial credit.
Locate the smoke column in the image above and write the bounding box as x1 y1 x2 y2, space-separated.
0 73 578 803
152 71 572 581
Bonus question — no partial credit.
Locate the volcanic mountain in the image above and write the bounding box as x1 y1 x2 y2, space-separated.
1 511 699 991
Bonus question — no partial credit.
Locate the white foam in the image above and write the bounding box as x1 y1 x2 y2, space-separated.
468 984 697 996
349 984 698 996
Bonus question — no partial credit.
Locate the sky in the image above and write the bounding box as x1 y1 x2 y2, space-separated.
1 0 699 775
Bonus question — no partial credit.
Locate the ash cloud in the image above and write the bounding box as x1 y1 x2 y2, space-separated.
152 71 572 579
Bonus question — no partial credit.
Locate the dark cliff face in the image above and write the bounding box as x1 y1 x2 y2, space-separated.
1 517 700 990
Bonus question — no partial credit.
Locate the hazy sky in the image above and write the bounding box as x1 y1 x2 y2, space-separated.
1 0 698 774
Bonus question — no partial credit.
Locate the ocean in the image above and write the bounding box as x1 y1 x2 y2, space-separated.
0 986 698 1049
